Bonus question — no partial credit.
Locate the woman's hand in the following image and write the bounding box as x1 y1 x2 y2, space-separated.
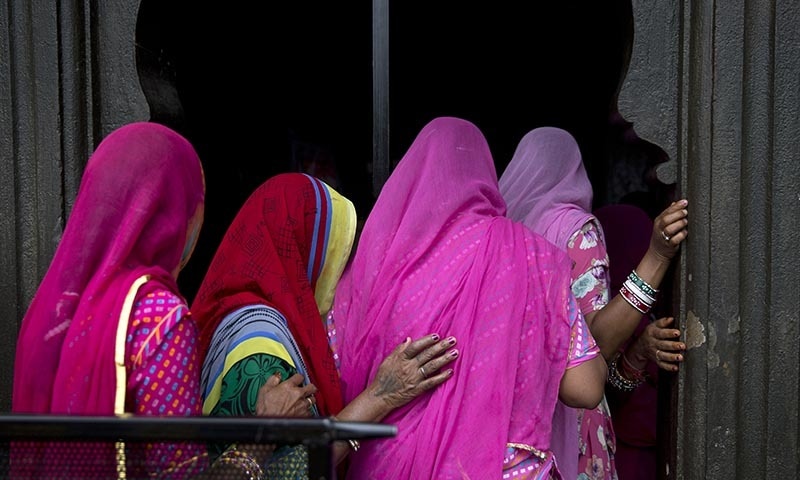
650 199 689 263
367 334 458 410
254 373 318 417
629 317 686 372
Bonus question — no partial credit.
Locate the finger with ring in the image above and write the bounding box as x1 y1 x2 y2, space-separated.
661 230 671 242
419 366 427 378
655 349 662 361
306 396 314 409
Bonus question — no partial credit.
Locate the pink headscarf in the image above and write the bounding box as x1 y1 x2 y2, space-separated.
334 117 575 478
499 126 596 249
13 122 205 415
498 126 601 479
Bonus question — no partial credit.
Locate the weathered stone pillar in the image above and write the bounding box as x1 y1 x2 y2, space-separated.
619 0 800 478
0 0 147 410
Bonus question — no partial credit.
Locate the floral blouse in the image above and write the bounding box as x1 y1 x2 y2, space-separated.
567 220 610 316
567 220 619 480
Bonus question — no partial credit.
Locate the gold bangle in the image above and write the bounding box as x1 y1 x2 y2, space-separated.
331 416 361 452
217 447 265 480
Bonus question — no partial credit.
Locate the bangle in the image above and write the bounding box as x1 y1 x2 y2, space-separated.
629 270 659 297
331 416 362 452
607 354 645 391
620 353 647 383
619 283 651 314
217 446 265 480
624 278 656 304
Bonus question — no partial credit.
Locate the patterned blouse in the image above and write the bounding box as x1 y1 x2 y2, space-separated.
567 220 610 316
125 288 208 478
566 220 619 480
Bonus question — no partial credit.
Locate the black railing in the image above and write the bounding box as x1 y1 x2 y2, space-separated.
0 414 396 479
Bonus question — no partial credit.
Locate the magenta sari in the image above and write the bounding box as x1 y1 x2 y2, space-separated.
12 122 205 477
333 117 575 478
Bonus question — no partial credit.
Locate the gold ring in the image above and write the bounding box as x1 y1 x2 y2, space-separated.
655 349 662 361
419 366 427 378
306 396 314 410
661 230 671 242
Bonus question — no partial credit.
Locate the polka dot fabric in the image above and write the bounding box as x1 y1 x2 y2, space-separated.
126 289 207 477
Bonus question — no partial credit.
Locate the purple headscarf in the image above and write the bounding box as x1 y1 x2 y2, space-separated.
13 122 205 415
499 126 596 249
498 126 601 479
334 117 575 478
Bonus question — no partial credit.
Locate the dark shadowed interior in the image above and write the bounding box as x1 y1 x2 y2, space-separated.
135 1 671 302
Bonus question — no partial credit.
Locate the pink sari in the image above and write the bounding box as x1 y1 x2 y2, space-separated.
333 117 575 478
12 122 205 477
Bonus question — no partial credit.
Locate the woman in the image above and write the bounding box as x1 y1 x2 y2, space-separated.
499 127 688 480
331 117 607 478
191 172 458 477
594 204 685 480
12 122 300 480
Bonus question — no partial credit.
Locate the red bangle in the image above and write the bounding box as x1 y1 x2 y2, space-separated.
620 284 651 314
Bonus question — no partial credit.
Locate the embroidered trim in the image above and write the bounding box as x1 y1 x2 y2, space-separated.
506 442 547 460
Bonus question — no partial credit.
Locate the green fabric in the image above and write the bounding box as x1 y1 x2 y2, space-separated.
210 353 296 417
208 353 308 479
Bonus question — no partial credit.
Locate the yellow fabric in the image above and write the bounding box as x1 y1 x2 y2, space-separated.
114 274 151 415
314 183 356 316
202 336 296 414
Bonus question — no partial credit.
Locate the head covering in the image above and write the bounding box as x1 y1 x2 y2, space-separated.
499 126 597 249
191 173 356 417
333 117 575 478
13 122 205 415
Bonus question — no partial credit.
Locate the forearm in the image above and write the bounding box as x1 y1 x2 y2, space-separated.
330 387 393 464
591 248 671 359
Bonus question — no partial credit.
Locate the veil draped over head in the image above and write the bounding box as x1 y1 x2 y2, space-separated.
13 122 205 416
499 126 597 249
334 117 575 478
191 173 356 416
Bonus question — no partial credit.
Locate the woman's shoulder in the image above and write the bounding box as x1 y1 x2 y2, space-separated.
567 219 605 250
134 286 186 306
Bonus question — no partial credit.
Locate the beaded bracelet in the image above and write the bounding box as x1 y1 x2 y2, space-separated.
607 354 645 392
217 447 265 480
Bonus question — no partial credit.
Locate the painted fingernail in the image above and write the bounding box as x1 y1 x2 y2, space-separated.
449 349 459 357
446 369 454 376
680 199 688 206
431 334 440 342
445 336 456 346
674 331 680 337
677 355 683 361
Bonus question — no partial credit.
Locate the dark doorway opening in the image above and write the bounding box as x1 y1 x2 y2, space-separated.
136 1 670 303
